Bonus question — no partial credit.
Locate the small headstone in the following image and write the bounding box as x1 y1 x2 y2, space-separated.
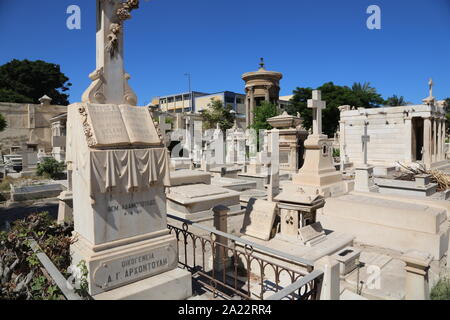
241 199 277 241
298 222 326 246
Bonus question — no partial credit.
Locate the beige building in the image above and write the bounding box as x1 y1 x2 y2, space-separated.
339 100 448 169
0 97 67 155
152 91 246 115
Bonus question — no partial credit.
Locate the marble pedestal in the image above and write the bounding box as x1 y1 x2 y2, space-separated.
57 190 73 224
354 165 378 193
71 231 191 299
67 103 192 300
292 135 346 198
166 184 244 221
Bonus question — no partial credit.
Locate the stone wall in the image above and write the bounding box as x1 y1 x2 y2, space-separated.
0 102 67 154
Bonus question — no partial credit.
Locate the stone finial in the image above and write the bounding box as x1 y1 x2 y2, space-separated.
259 57 265 70
422 78 436 106
428 78 433 97
39 95 52 106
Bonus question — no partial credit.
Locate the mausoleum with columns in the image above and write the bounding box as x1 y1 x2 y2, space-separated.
242 58 283 128
339 94 448 169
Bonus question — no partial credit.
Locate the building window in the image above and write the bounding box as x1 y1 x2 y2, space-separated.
225 96 235 104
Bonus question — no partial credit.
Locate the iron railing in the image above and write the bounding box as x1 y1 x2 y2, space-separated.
167 214 323 300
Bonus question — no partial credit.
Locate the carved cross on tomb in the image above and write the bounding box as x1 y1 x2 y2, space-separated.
83 0 140 105
361 121 370 165
307 90 326 135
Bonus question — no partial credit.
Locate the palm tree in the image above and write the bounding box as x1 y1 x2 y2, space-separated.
352 82 376 94
385 95 410 106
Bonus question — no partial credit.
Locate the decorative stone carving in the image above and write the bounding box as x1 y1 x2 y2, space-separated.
106 0 140 56
78 105 97 147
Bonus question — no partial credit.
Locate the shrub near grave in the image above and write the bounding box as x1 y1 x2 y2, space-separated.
431 278 450 300
0 212 88 300
36 158 66 180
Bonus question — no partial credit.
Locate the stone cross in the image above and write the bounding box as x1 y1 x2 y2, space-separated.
82 0 139 105
361 121 370 165
307 90 326 135
429 78 433 97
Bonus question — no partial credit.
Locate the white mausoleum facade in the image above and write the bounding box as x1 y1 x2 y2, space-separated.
339 103 447 169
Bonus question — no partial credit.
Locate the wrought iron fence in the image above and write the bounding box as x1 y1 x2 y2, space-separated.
167 214 323 300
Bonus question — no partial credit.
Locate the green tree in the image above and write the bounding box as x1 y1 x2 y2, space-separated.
0 113 7 132
201 98 235 132
251 101 279 132
351 82 385 108
385 95 410 106
445 98 450 135
286 82 384 137
36 158 66 180
0 59 72 105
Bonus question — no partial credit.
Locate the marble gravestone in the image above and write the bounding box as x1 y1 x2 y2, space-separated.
291 90 346 198
68 103 191 298
67 0 191 300
241 199 278 241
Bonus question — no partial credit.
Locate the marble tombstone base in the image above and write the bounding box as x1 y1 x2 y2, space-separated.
71 230 192 299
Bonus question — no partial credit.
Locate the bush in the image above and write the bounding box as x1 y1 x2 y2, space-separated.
36 158 66 180
333 148 340 158
0 212 76 300
431 278 450 300
0 177 12 191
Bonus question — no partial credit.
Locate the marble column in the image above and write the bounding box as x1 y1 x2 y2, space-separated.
443 120 447 160
268 129 280 202
249 88 255 127
404 118 413 163
423 117 432 169
245 90 250 128
441 119 445 160
433 118 437 163
438 119 442 161
339 121 346 172
265 86 270 102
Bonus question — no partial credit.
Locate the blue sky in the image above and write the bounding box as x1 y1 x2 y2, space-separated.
0 0 449 105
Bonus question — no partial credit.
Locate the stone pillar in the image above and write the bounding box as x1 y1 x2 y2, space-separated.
265 86 270 102
314 256 340 300
339 121 345 172
268 129 280 202
423 117 432 169
440 119 444 161
213 205 229 272
433 119 437 163
443 120 447 160
404 118 413 163
438 119 443 161
245 91 250 128
249 88 255 127
401 250 432 300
